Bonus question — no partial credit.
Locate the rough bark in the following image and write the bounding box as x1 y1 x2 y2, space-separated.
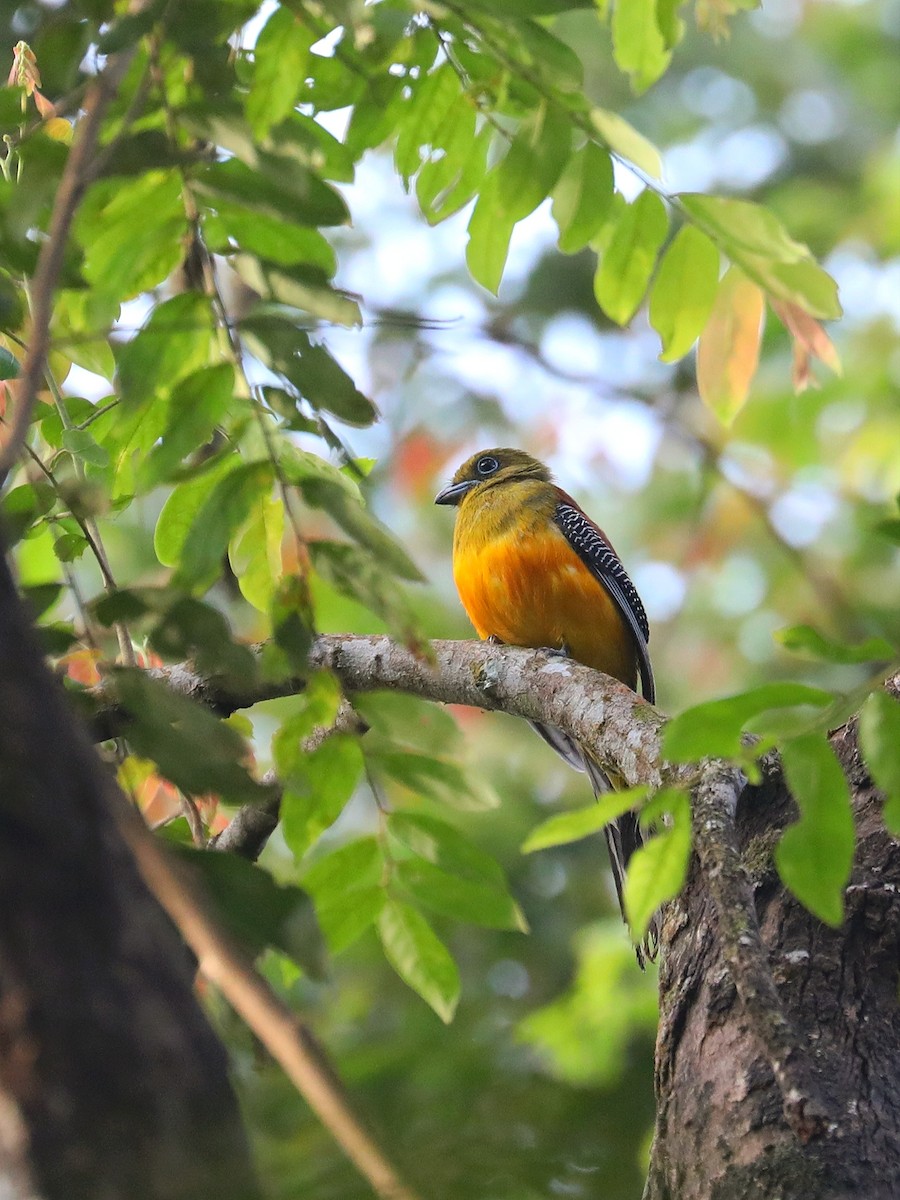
648 690 900 1200
0 550 260 1200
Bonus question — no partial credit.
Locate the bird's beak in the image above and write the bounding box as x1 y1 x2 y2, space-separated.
434 479 476 506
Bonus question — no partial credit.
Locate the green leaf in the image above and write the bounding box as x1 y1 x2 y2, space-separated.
353 693 461 755
663 683 833 763
115 293 216 409
154 457 236 569
678 194 842 319
305 836 382 894
395 856 527 931
77 172 186 301
303 837 385 953
859 692 900 834
113 668 270 804
137 364 235 489
775 625 896 665
296 476 424 582
495 105 571 222
467 106 571 293
178 847 326 978
755 258 841 321
245 7 313 136
310 541 421 645
775 732 854 926
202 202 336 271
624 788 691 940
594 190 669 325
516 19 584 91
463 0 593 12
388 813 504 884
372 748 499 812
174 461 274 592
1 482 55 545
21 581 63 619
590 108 662 178
243 316 370 409
233 259 361 327
280 734 365 859
54 530 88 562
51 290 116 380
417 116 489 226
285 337 377 427
377 900 460 1022
317 885 386 954
394 63 462 183
612 0 672 91
649 226 720 361
876 518 900 545
679 193 809 262
197 156 348 228
270 574 314 672
60 427 109 468
466 174 517 296
271 675 343 761
552 142 615 255
229 493 285 613
656 0 686 48
150 596 259 683
0 344 19 379
522 787 650 852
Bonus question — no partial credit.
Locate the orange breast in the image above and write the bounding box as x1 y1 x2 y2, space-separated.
453 520 637 688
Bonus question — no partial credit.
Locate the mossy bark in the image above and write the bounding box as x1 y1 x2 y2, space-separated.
646 693 900 1200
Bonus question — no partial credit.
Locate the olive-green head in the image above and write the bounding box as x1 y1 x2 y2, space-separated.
434 448 552 507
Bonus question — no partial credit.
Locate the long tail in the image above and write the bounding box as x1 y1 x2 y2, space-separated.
529 720 659 966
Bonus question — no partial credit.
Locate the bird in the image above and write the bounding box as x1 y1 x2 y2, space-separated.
435 447 657 962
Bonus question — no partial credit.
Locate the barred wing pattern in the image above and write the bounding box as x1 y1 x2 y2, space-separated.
554 501 655 704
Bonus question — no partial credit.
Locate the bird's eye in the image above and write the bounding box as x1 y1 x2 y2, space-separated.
476 455 500 477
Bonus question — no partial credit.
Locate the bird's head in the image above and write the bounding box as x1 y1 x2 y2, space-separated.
434 448 552 507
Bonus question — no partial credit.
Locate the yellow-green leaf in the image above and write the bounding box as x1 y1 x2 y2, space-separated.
649 226 720 361
624 789 691 940
552 141 614 254
378 900 460 1023
612 0 672 92
590 108 662 178
522 787 649 852
594 189 668 325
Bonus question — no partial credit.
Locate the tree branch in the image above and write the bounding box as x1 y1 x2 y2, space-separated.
88 632 836 1138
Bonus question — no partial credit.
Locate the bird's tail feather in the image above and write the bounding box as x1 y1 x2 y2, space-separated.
530 720 659 966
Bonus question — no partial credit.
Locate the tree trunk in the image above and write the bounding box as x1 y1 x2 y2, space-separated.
0 549 260 1200
647 687 900 1200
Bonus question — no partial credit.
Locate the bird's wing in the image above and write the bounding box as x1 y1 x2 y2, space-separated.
554 499 656 704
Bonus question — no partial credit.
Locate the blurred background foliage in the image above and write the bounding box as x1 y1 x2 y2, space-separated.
0 0 897 1196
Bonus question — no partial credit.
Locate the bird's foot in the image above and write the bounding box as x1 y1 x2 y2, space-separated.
537 642 571 659
486 634 505 646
